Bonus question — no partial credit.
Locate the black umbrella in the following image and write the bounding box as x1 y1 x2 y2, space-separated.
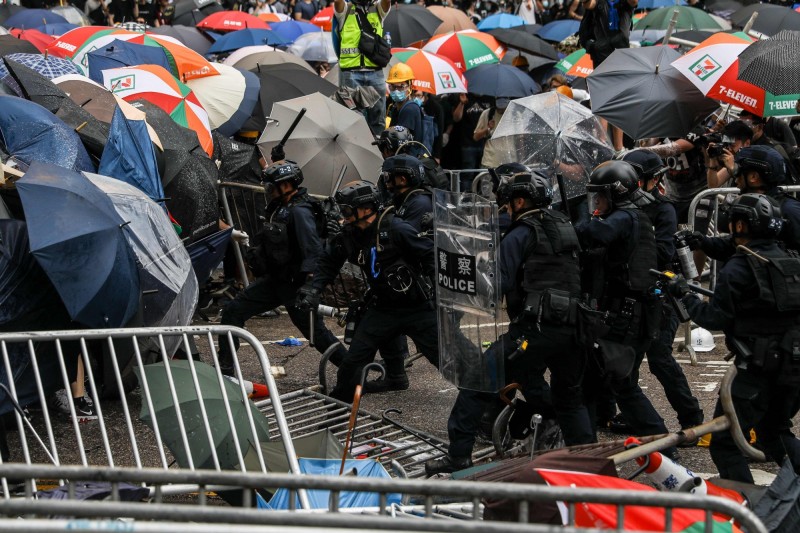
382 4 442 47
500 50 556 73
737 29 800 95
0 35 38 56
251 63 337 118
464 62 541 97
128 99 203 176
212 131 261 184
4 58 109 160
656 29 715 45
730 4 800 35
148 24 214 55
172 0 224 27
487 28 558 60
0 4 25 26
511 23 543 35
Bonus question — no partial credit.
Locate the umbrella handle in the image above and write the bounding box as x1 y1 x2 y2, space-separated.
338 363 386 475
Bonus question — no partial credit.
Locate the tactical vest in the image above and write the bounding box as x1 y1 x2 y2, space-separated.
395 188 432 229
339 5 384 70
259 193 313 269
607 208 658 294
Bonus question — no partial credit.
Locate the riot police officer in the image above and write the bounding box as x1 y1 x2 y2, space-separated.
218 161 348 375
576 161 673 452
296 181 439 401
381 154 433 231
374 126 449 190
668 194 800 482
425 172 594 476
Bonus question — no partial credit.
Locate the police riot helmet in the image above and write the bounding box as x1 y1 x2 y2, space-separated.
263 160 303 188
508 171 553 208
381 154 425 189
734 145 787 187
495 162 528 180
373 125 412 155
728 193 783 239
620 149 667 185
335 181 382 219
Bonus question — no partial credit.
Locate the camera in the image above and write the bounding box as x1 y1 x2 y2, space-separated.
707 143 730 158
692 132 722 147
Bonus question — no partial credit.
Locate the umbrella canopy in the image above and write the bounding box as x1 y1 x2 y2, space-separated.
310 6 333 31
0 52 79 79
0 34 38 56
148 24 214 55
655 29 715 45
224 44 315 71
172 0 224 27
86 38 172 83
186 62 260 136
0 94 94 172
555 48 593 77
4 9 67 29
257 92 383 194
35 22 78 35
212 130 261 184
0 4 25 26
500 50 556 73
208 28 287 53
196 10 270 32
44 26 134 61
486 28 558 59
486 92 614 200
103 64 213 157
730 3 783 27
16 161 140 328
464 62 540 97
634 6 723 31
136 360 271 471
268 19 321 44
49 5 90 27
638 0 687 8
253 63 337 119
535 20 580 42
737 30 800 96
383 4 442 47
85 173 198 330
587 46 719 139
477 13 525 31
257 13 291 23
735 4 800 37
9 28 55 52
428 5 477 35
286 31 337 63
422 29 506 71
390 47 468 94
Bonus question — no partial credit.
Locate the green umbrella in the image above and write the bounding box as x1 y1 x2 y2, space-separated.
634 6 723 31
136 360 271 471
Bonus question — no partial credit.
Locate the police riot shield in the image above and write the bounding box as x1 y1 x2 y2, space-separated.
434 189 502 392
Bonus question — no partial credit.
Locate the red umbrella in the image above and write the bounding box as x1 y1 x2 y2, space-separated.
310 6 333 32
10 28 55 53
45 26 134 58
196 11 270 32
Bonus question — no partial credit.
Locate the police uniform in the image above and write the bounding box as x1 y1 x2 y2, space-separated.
218 187 347 372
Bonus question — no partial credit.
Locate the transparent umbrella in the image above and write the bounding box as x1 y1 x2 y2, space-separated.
486 92 613 199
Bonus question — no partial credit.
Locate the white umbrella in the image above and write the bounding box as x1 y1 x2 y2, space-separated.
287 31 337 63
257 92 383 195
186 62 259 137
224 45 315 72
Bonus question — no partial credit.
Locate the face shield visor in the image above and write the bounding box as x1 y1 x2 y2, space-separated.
587 189 612 216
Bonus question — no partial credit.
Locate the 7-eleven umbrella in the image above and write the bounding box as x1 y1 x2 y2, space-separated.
103 64 213 156
555 48 594 77
422 29 506 71
45 26 134 60
671 32 798 117
390 47 467 94
196 11 270 32
310 6 334 32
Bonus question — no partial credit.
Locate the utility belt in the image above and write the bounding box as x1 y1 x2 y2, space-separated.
728 329 800 385
520 288 580 329
601 292 662 343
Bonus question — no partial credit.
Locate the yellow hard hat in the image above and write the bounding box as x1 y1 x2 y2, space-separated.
387 63 414 84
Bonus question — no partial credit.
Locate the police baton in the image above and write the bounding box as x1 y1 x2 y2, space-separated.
279 107 306 147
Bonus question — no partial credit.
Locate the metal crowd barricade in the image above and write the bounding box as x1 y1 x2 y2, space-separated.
0 326 309 509
219 181 270 289
0 464 767 533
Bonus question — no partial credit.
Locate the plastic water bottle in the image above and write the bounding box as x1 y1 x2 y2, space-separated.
385 31 392 47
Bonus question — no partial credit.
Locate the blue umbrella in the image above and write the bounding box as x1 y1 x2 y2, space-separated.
0 52 81 79
186 228 232 284
637 0 686 8
464 62 541 97
267 20 321 44
4 8 67 29
477 13 526 30
536 20 580 42
207 28 288 54
98 106 164 203
86 39 172 84
0 95 94 172
16 162 140 328
35 21 78 35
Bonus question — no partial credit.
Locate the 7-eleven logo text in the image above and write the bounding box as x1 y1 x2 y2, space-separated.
110 75 135 93
689 54 721 81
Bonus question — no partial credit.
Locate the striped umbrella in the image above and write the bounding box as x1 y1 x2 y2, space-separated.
390 47 467 94
186 62 259 137
422 30 505 71
45 26 134 60
102 64 213 156
555 48 594 77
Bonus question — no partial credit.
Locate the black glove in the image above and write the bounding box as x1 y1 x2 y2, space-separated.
666 275 691 299
295 282 321 311
326 218 341 238
685 132 702 145
675 229 705 251
271 144 286 162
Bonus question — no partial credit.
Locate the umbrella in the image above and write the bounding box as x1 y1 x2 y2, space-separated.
212 130 261 184
35 22 78 35
16 161 140 328
86 38 172 83
310 5 333 31
382 4 442 48
4 9 67 29
637 0 686 8
737 29 800 96
103 64 213 157
555 48 593 77
732 4 800 37
655 29 715 45
535 20 580 42
44 26 134 61
196 10 270 32
0 4 25 26
500 50 556 73
186 62 260 137
172 0 224 27
629 28 667 44
257 92 383 194
186 228 232 287
207 28 287 53
252 63 337 119
428 5 477 35
477 13 525 31
486 92 614 200
9 28 55 53
422 30 506 71
4 58 109 159
634 6 723 31
730 3 784 27
464 62 540 97
49 5 90 27
257 13 291 23
587 46 719 139
85 172 198 331
0 34 38 56
224 45 315 71
268 19 321 44
390 47 468 94
0 52 79 79
0 95 94 172
136 360 271 471
148 24 214 55
286 31 337 63
486 28 558 59
115 21 150 32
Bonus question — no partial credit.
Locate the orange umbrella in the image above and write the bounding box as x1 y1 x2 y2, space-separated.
311 6 334 31
422 30 505 71
258 12 291 22
45 26 134 59
428 6 477 36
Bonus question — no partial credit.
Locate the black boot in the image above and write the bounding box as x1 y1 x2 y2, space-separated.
362 375 410 393
424 455 473 476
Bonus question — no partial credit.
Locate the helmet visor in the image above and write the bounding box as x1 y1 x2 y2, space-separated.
588 190 611 216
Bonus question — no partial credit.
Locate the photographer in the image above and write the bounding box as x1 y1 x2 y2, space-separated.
704 120 753 189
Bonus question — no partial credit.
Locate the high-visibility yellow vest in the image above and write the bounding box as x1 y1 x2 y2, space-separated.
339 5 384 70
